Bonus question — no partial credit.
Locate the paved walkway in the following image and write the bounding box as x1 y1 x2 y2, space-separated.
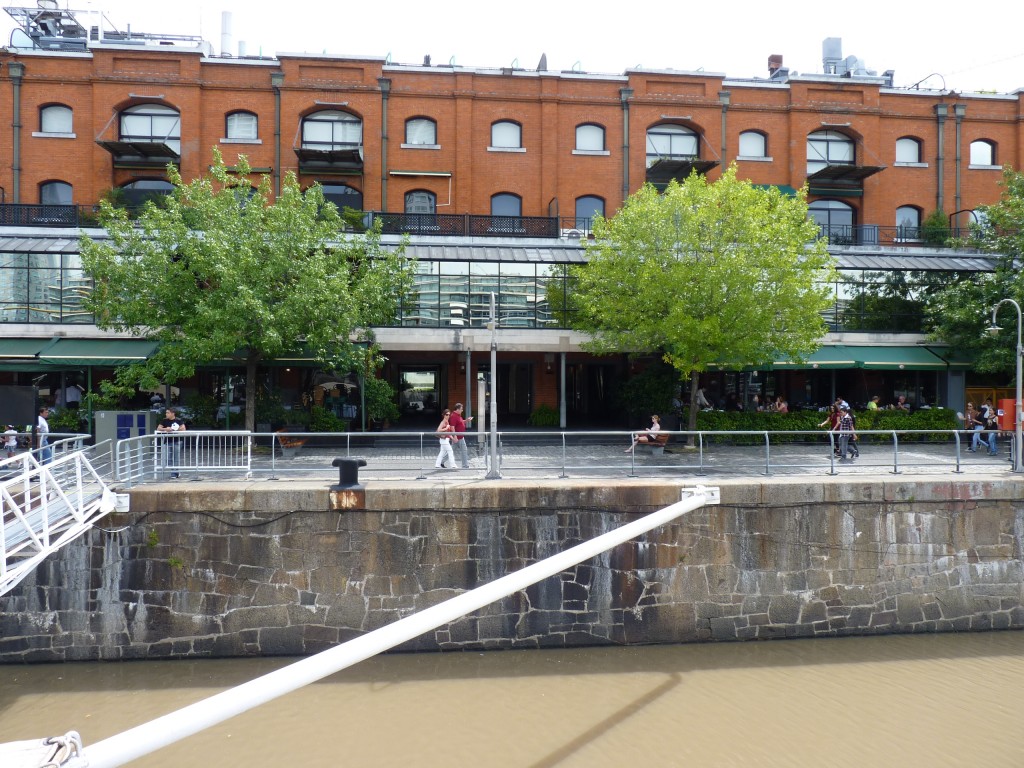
151 434 1019 485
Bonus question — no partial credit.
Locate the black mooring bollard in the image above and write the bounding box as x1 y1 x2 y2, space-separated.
332 457 367 489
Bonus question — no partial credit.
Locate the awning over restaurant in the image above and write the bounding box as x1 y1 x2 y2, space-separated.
37 339 158 367
0 338 53 359
775 345 956 370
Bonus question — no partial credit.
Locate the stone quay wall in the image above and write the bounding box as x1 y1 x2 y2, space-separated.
1 477 1023 662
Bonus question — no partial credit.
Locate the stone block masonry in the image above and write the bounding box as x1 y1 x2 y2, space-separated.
1 477 1023 662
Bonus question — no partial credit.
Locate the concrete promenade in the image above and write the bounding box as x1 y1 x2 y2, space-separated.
144 432 1019 487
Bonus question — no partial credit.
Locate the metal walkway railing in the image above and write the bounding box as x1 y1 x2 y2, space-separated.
0 438 117 596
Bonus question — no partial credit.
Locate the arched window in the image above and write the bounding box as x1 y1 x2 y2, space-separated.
490 121 522 149
646 124 698 166
809 199 855 244
405 118 437 146
120 104 181 155
320 183 363 213
39 181 72 205
120 179 174 209
301 110 362 151
405 190 436 214
491 193 521 217
226 111 258 140
969 140 996 166
895 205 921 240
895 137 922 164
575 124 605 152
39 104 72 134
574 195 604 229
738 131 767 158
807 130 854 174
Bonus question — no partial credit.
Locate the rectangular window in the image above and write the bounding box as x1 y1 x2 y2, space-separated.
226 113 258 140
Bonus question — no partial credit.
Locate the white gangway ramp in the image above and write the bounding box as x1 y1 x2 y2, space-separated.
15 485 719 768
0 442 117 597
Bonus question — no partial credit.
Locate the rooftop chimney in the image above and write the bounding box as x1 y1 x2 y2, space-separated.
768 54 783 76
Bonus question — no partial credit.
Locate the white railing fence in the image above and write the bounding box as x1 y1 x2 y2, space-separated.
0 437 116 596
115 431 252 487
42 485 718 768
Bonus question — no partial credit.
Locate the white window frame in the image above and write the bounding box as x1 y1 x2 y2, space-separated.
806 130 854 175
223 111 260 143
737 130 769 161
301 110 363 150
573 124 608 155
489 121 524 152
120 104 181 155
35 105 74 138
895 137 924 165
969 140 1000 169
403 118 438 149
646 124 698 167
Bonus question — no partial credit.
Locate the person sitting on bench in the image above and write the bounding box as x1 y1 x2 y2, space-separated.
626 414 662 452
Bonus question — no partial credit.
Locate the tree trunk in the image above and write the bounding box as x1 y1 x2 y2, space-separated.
245 352 259 432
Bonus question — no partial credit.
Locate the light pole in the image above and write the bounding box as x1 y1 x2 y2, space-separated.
485 292 501 479
986 298 1023 473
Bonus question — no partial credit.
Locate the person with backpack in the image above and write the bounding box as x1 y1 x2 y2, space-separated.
837 405 856 461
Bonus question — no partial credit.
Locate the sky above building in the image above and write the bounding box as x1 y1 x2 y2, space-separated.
3 0 1021 94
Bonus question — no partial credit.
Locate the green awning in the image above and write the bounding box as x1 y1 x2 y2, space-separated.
0 338 54 359
774 345 952 370
37 339 158 367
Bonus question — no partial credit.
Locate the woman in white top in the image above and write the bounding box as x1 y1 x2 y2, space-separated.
435 409 457 469
625 415 661 452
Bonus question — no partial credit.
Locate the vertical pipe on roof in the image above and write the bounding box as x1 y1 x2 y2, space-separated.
934 104 947 213
271 71 284 197
379 78 391 212
620 88 633 203
719 91 730 172
8 61 25 204
953 103 966 215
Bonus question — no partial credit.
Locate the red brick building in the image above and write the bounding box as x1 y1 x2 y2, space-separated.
0 8 1018 426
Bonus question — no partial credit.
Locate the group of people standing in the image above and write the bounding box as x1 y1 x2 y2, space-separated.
965 399 1000 455
434 403 474 469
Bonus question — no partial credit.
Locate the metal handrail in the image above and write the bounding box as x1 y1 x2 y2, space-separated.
1 438 116 595
108 428 1009 485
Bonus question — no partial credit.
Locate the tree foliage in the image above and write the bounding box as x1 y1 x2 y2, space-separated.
571 167 835 433
926 166 1024 374
81 150 415 430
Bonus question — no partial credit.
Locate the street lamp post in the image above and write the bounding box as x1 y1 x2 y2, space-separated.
987 298 1023 473
485 292 501 479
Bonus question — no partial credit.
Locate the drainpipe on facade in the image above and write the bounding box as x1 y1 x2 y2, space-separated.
271 71 284 197
620 88 633 203
8 61 25 204
934 104 947 213
379 78 391 212
719 90 730 170
953 103 966 215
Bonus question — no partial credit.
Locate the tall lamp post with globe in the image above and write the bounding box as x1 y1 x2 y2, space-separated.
986 298 1023 473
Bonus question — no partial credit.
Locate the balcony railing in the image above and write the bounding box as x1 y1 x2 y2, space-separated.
817 224 976 248
0 203 984 250
0 204 99 227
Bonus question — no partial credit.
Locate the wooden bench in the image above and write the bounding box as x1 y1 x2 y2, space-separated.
275 430 308 458
633 432 670 456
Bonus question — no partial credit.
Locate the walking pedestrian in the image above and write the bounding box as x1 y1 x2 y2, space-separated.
818 404 841 457
156 407 187 479
4 424 18 458
837 405 856 460
35 406 52 464
434 409 457 469
448 403 473 469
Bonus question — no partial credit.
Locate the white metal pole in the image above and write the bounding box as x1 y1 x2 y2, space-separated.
486 291 500 479
992 299 1023 473
67 487 719 768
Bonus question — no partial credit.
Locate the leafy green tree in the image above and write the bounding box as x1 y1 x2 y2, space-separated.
571 167 835 436
926 167 1024 374
81 150 414 431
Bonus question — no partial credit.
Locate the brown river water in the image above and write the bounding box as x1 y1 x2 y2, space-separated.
1 632 1023 767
